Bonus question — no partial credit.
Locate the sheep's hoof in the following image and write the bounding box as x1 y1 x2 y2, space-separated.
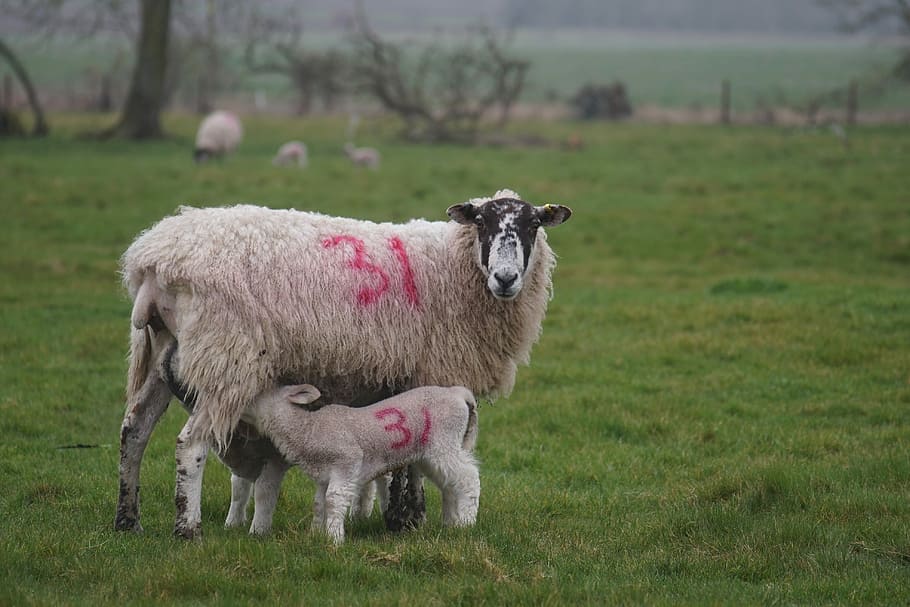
114 516 143 533
174 523 202 540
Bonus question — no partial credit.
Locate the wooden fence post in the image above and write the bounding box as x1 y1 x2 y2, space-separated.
846 80 858 126
720 79 731 125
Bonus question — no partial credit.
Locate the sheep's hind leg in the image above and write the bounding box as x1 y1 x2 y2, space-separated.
383 465 426 532
446 459 480 527
174 416 209 539
116 374 172 532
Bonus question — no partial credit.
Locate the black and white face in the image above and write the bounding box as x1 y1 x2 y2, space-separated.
447 190 572 301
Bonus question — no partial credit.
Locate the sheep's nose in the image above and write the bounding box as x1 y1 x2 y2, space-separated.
494 271 518 289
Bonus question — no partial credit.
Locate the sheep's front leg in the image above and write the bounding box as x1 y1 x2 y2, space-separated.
225 474 253 529
384 465 426 532
116 376 172 532
249 458 291 536
174 416 209 539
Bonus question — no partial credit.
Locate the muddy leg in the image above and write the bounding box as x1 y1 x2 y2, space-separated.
115 377 171 532
383 465 426 532
174 416 209 539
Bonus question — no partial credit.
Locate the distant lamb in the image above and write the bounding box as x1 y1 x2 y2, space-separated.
344 142 380 169
194 110 242 163
246 383 480 544
116 190 572 539
272 141 308 168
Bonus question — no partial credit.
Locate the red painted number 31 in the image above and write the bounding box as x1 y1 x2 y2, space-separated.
374 406 432 450
323 235 421 308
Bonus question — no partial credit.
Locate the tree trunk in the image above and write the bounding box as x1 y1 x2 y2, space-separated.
0 38 49 136
108 0 171 138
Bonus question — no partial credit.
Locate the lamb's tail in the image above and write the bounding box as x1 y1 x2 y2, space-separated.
460 388 479 452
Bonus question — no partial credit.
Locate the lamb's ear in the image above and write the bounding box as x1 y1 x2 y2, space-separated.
285 384 321 406
535 204 572 227
447 202 479 225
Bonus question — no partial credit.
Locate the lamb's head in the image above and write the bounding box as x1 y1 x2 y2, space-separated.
247 384 322 425
447 190 572 300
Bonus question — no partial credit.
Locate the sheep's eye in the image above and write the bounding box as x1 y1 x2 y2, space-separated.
530 218 541 229
474 216 485 227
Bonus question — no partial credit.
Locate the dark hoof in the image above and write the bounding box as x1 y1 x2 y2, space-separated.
114 517 144 533
174 524 202 540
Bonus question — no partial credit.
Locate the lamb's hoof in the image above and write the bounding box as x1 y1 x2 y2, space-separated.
174 523 202 540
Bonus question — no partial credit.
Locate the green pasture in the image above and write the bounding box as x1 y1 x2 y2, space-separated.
1 114 909 605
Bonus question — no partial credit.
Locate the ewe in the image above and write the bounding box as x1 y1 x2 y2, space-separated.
194 110 242 163
116 190 571 538
245 383 480 544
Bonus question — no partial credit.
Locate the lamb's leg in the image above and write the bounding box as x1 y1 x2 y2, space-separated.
324 473 358 545
375 474 391 514
312 481 328 533
115 374 172 532
225 474 253 529
383 465 426 532
249 458 291 536
447 459 480 527
349 481 377 520
423 454 480 527
174 416 209 539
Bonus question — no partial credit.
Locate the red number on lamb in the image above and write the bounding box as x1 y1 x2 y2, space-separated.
374 406 433 449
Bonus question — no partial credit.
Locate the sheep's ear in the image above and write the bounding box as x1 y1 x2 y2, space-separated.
285 384 321 406
535 204 572 227
447 202 479 225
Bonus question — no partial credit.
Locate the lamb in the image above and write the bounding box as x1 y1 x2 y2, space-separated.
272 141 308 168
115 189 572 539
245 383 480 544
343 142 380 169
194 110 243 163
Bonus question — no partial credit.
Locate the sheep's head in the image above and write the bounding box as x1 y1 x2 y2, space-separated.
447 190 572 301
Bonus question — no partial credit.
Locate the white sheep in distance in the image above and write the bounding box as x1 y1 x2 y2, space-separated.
343 142 380 169
116 190 572 539
194 110 243 163
245 383 480 544
272 141 308 168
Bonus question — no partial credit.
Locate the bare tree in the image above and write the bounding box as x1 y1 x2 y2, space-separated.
0 39 48 136
242 7 349 115
819 0 910 79
348 6 529 143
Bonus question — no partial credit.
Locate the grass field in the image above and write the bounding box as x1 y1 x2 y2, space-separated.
1 114 909 605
